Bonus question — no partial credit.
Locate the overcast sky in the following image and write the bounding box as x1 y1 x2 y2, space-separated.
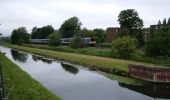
0 0 170 36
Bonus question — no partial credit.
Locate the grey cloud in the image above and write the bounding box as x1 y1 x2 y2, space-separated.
0 0 170 36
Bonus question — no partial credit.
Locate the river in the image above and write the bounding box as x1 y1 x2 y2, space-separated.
0 46 170 100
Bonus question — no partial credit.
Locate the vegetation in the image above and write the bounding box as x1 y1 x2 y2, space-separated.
118 9 144 47
59 16 81 38
145 26 170 57
69 37 85 48
11 27 30 45
3 44 168 73
98 43 112 48
31 25 54 39
0 53 61 100
112 36 137 59
48 31 61 46
118 9 143 29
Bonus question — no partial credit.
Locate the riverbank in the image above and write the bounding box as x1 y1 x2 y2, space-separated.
23 44 170 67
2 44 165 74
0 53 61 100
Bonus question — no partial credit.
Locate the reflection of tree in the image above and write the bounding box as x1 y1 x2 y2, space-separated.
61 63 79 75
32 55 53 64
119 82 170 99
11 50 28 63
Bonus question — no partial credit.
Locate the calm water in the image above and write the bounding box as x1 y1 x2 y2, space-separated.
1 46 170 100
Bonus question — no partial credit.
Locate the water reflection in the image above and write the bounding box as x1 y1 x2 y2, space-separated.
11 50 28 63
61 63 79 75
119 82 170 99
32 55 53 64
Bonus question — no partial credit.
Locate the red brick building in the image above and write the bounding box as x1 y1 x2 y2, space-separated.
106 27 119 42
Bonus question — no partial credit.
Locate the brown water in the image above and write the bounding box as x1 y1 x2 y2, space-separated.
1 45 170 100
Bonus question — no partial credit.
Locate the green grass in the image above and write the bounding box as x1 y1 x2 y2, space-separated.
4 44 165 72
0 53 61 100
22 44 170 67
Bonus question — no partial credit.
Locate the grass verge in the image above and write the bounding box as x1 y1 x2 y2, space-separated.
0 53 61 100
2 44 165 74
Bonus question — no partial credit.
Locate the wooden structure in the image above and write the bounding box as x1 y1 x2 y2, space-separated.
128 64 170 83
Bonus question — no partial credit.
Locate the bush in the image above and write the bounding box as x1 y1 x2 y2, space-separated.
145 26 170 57
112 36 137 59
17 39 25 46
98 43 112 48
69 37 85 48
48 32 61 46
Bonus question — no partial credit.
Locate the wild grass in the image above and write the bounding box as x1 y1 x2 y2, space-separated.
0 53 61 100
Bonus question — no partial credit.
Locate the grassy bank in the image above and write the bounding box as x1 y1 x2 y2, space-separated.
23 44 170 67
0 53 61 100
2 44 163 74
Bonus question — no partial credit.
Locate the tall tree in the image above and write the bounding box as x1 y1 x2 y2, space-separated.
158 20 161 25
31 25 54 39
163 18 166 25
118 9 144 46
118 9 143 29
168 17 170 25
59 16 82 38
11 27 30 44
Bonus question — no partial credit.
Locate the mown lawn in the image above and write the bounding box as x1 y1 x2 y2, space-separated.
0 53 61 100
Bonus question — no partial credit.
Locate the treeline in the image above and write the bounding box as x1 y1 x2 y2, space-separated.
10 9 170 59
11 16 106 46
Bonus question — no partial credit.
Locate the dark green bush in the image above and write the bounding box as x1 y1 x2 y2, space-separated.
69 37 85 48
98 43 112 48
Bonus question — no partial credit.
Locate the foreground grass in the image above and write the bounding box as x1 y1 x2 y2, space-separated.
0 53 61 100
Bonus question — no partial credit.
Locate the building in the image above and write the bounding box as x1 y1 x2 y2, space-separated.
106 27 119 42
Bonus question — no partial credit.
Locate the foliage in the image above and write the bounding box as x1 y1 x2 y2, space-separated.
163 18 166 25
11 27 30 45
118 9 143 29
76 28 106 43
59 16 82 38
69 37 85 48
75 27 93 37
31 25 54 39
93 28 106 43
118 9 144 47
168 17 170 25
47 31 61 46
98 43 112 48
145 26 170 57
112 36 137 59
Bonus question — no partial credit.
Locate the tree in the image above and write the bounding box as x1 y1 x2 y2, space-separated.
168 17 170 25
145 26 170 57
59 16 82 38
118 9 144 47
11 27 30 45
163 18 166 25
47 31 61 46
93 28 106 43
112 36 137 59
31 25 54 39
118 9 143 29
158 20 161 25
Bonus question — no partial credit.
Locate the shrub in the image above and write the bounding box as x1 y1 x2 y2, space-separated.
69 37 85 48
112 36 137 59
48 32 61 46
